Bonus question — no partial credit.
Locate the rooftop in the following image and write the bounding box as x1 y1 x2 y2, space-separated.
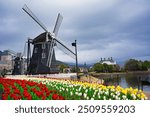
0 49 17 56
100 57 117 65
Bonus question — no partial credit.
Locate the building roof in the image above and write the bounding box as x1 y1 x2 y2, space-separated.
100 57 117 65
101 60 116 65
0 49 17 56
0 50 17 56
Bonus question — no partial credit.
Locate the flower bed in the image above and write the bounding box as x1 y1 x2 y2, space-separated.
0 77 148 100
36 78 147 100
0 78 64 100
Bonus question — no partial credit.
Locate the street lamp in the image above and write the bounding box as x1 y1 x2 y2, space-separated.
72 40 79 79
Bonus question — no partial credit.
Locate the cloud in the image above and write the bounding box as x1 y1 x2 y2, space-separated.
0 0 150 64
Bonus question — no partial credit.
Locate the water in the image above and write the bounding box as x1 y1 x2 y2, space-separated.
98 74 150 92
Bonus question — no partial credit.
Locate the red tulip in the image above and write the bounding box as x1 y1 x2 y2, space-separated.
52 94 59 100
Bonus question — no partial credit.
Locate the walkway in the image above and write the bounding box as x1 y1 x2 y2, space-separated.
144 92 150 100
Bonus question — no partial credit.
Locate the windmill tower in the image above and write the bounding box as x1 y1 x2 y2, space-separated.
12 53 25 75
22 4 76 74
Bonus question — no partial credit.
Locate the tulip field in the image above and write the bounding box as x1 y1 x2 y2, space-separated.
0 76 148 100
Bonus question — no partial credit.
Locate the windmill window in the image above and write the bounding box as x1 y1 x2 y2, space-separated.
42 52 46 58
34 48 38 53
42 43 46 49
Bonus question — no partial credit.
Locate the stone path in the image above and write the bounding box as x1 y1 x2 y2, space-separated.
144 92 150 100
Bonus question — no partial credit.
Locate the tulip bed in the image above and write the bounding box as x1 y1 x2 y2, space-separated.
37 78 148 100
0 78 64 100
0 77 148 100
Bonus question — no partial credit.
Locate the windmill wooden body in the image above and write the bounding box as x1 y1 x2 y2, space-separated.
23 4 75 74
28 32 58 74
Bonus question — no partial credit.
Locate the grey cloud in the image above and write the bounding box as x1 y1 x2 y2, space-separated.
0 0 150 64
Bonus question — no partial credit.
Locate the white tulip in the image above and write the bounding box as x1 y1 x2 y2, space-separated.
85 89 88 93
78 93 82 96
84 93 87 98
91 98 94 100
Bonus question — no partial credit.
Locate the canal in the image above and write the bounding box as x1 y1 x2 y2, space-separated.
97 73 150 92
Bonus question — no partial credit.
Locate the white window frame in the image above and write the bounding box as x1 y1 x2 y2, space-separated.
42 43 46 49
34 47 38 53
42 52 46 58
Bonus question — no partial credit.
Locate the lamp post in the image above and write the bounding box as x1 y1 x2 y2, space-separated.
72 40 79 79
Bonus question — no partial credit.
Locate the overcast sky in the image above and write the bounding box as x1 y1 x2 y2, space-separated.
0 0 150 64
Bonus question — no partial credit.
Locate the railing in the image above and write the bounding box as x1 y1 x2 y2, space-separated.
138 76 150 91
6 73 77 80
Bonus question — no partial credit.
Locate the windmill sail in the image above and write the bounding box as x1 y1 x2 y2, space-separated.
46 35 56 67
46 36 76 68
55 39 76 59
53 13 63 37
47 13 63 67
22 4 48 32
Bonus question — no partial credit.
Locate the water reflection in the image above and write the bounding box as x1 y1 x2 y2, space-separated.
99 74 150 92
125 75 140 88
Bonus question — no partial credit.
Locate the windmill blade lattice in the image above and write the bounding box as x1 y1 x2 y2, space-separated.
22 4 48 32
55 39 76 59
47 35 56 67
53 13 63 37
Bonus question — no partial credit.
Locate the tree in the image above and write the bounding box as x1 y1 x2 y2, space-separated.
124 59 139 71
59 64 68 73
92 62 120 73
138 60 143 70
107 65 113 72
103 63 109 72
71 66 80 73
142 60 150 70
113 65 120 72
124 59 150 71
93 63 104 73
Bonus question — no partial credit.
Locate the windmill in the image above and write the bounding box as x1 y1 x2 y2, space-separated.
22 4 76 74
12 53 25 75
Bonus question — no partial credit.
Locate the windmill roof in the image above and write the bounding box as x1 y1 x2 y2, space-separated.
33 32 52 44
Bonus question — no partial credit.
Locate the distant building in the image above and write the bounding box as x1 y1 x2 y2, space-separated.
0 50 27 74
63 67 71 73
0 50 17 71
100 57 117 65
0 61 8 70
79 62 88 73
